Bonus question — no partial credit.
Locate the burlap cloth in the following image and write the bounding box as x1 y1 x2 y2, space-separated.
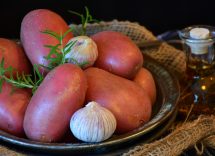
1 20 215 155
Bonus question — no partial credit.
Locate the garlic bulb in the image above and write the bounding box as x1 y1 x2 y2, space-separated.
70 101 117 143
65 36 98 69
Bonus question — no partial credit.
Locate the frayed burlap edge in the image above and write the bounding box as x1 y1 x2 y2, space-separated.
122 115 215 156
203 135 215 149
70 20 157 44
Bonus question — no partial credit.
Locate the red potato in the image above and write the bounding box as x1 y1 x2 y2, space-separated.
23 63 87 142
133 68 157 105
20 9 73 74
0 82 31 137
84 67 152 134
91 31 143 79
0 38 31 77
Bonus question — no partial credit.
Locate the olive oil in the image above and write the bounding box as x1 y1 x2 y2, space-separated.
186 55 215 79
179 25 215 106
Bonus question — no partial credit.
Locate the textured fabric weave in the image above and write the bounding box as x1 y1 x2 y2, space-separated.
123 115 215 156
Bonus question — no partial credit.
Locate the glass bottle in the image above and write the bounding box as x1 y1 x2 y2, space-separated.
178 25 215 117
179 25 215 80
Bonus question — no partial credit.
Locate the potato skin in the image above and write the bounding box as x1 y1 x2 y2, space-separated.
84 67 152 134
0 82 31 137
91 31 143 79
23 64 87 142
133 68 157 105
20 9 73 74
0 38 31 77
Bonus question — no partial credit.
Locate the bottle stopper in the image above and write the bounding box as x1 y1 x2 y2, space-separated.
187 27 213 55
190 28 209 39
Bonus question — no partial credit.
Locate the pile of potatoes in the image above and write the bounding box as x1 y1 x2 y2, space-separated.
0 9 156 143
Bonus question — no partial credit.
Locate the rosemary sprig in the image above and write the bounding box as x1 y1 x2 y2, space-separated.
0 6 97 93
68 6 98 35
40 7 97 70
41 29 77 70
0 58 44 94
41 29 90 70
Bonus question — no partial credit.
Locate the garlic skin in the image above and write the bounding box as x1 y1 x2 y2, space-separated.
70 101 117 143
65 36 98 69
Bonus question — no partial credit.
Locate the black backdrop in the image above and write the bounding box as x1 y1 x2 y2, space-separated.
0 0 215 38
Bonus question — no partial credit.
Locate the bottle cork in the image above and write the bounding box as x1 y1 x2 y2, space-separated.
187 28 212 55
190 28 209 39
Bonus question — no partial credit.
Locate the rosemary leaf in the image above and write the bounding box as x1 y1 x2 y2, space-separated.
41 30 61 41
0 79 3 93
64 40 77 56
0 58 44 94
26 75 35 86
0 58 6 75
34 64 44 81
16 72 20 81
79 61 89 68
62 28 73 39
68 10 83 19
21 73 31 85
3 75 33 89
44 44 61 57
64 39 77 49
44 44 61 51
68 6 98 35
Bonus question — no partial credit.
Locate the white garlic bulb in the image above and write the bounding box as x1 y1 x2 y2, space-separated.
70 101 117 143
65 36 98 69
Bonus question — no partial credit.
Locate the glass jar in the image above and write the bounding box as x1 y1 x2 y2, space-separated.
179 25 215 80
179 25 215 116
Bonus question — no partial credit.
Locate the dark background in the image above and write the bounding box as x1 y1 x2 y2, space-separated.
0 0 215 38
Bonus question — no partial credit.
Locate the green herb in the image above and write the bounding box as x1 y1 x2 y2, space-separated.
40 29 77 70
68 6 98 35
40 7 97 70
0 7 97 94
41 29 89 70
0 58 44 94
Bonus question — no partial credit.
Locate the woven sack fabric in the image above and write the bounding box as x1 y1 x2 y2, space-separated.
123 115 215 156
